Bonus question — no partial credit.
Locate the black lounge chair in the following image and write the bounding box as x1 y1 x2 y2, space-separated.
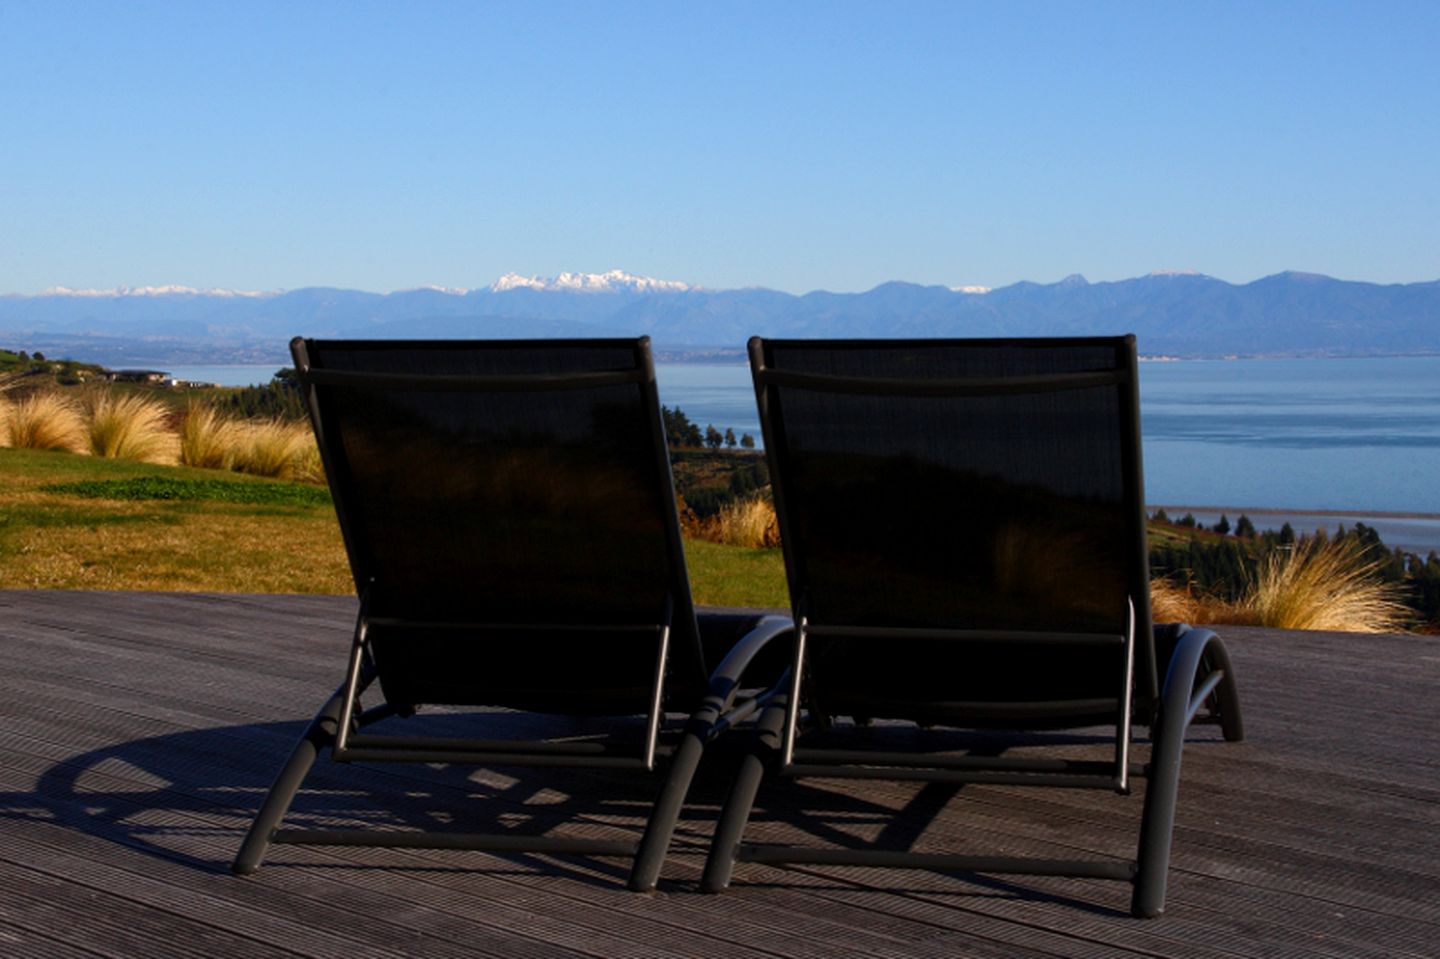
703 335 1243 917
233 336 790 890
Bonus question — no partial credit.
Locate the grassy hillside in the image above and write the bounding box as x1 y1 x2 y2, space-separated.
0 447 786 606
0 348 109 388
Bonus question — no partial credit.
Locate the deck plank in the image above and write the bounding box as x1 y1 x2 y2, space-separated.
1 589 1437 957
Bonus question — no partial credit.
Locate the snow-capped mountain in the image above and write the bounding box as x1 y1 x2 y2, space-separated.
490 270 692 294
4 270 1439 365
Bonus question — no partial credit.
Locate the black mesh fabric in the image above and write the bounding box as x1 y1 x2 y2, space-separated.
300 339 702 714
758 337 1152 725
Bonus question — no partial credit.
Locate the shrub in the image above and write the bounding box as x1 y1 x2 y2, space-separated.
180 404 245 470
3 391 86 452
1242 537 1409 633
87 392 176 462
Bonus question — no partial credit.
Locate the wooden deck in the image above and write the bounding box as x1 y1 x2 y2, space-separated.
1 589 1436 958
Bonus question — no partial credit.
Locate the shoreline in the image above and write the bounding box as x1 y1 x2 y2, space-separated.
1151 505 1440 522
1150 505 1440 556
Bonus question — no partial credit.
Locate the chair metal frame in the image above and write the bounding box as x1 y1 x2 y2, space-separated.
701 335 1243 917
233 336 791 890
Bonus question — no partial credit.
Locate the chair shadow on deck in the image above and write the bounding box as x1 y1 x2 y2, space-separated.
16 711 696 888
4 707 1231 915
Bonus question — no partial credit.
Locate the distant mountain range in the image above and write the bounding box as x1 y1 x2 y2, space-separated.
3 269 1438 366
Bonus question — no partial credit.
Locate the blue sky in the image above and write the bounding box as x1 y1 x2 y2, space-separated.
2 1 1437 294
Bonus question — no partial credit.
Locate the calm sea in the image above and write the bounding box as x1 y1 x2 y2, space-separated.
169 356 1440 547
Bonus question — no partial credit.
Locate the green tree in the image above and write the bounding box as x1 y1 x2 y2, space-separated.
704 424 723 450
724 427 736 448
661 405 703 448
213 370 306 421
1235 514 1256 538
739 432 755 449
1214 514 1231 536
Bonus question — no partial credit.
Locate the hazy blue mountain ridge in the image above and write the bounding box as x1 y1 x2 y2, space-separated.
3 271 1437 365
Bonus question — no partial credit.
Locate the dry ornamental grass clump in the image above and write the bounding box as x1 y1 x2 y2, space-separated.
3 391 87 452
87 392 176 462
711 496 781 548
234 419 311 480
1242 537 1409 633
179 404 245 470
1149 576 1244 625
292 439 326 484
1149 577 1204 624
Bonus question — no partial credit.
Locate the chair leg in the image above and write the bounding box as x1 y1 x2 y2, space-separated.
701 696 787 893
628 729 706 891
1132 625 1239 917
631 616 793 891
1131 697 1184 917
232 688 346 875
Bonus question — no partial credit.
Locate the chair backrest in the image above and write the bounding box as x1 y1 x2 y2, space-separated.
751 335 1156 728
293 337 703 716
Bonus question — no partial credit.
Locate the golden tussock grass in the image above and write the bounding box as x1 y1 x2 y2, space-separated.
2 391 87 452
1151 539 1410 633
292 439 326 484
234 419 311 480
1148 577 1241 624
87 391 177 462
708 496 781 548
176 406 321 480
179 404 244 470
1240 537 1409 633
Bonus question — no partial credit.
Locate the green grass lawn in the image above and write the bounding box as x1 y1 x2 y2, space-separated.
0 447 789 606
683 538 787 608
0 447 351 593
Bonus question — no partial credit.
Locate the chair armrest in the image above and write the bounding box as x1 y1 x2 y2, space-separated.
1159 623 1244 742
689 615 794 737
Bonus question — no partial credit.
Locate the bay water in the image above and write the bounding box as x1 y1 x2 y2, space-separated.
167 356 1440 548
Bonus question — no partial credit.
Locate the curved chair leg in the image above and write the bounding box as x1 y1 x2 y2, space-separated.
1131 625 1240 917
629 727 706 891
701 696 788 893
1202 637 1245 743
232 687 346 875
628 618 792 892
